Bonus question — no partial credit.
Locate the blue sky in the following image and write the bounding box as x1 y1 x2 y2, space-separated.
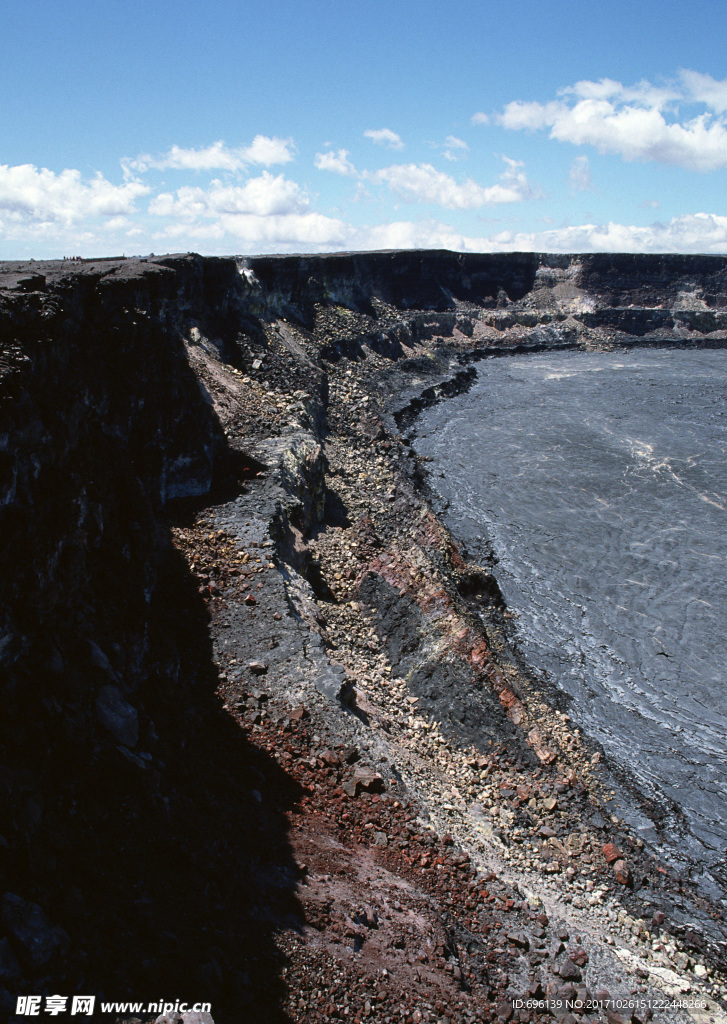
3 0 727 257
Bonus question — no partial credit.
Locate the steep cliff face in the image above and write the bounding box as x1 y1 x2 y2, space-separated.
1 259 232 722
239 250 541 313
1 250 726 1019
238 248 727 313
0 256 304 1016
576 253 727 308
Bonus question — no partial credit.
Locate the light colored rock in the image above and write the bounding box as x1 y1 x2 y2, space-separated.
614 946 692 994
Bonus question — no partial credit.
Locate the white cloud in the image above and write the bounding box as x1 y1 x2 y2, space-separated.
0 159 347 256
148 172 308 220
455 212 727 254
0 163 149 224
130 142 246 174
7 148 727 259
124 136 296 176
157 211 348 248
343 210 727 256
497 73 727 171
443 135 469 161
499 156 542 200
314 148 358 176
471 112 489 126
211 174 306 216
561 77 681 109
364 128 404 149
242 135 296 166
367 156 538 209
147 171 348 251
568 155 593 193
561 78 623 102
104 216 132 230
499 100 565 132
146 207 727 255
680 70 727 113
355 219 476 251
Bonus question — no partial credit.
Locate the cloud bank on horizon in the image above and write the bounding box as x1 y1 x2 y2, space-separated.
3 69 727 258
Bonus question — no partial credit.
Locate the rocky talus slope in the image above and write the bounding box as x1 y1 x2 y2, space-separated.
0 252 726 1024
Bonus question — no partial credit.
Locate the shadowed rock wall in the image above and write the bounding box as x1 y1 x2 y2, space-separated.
240 250 541 313
0 258 229 688
0 256 304 1019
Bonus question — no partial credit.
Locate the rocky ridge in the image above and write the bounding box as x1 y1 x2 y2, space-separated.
0 251 726 1024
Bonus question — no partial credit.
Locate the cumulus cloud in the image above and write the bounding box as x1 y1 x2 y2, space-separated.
7 148 727 259
367 156 538 209
0 158 346 255
442 135 469 161
242 135 296 166
497 72 727 171
680 70 727 113
0 163 149 225
314 148 358 176
568 155 593 193
479 213 727 253
123 136 296 176
347 211 727 255
355 219 475 252
498 100 565 132
364 128 404 149
157 211 348 248
148 172 308 220
561 77 682 109
147 171 348 251
471 112 489 126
